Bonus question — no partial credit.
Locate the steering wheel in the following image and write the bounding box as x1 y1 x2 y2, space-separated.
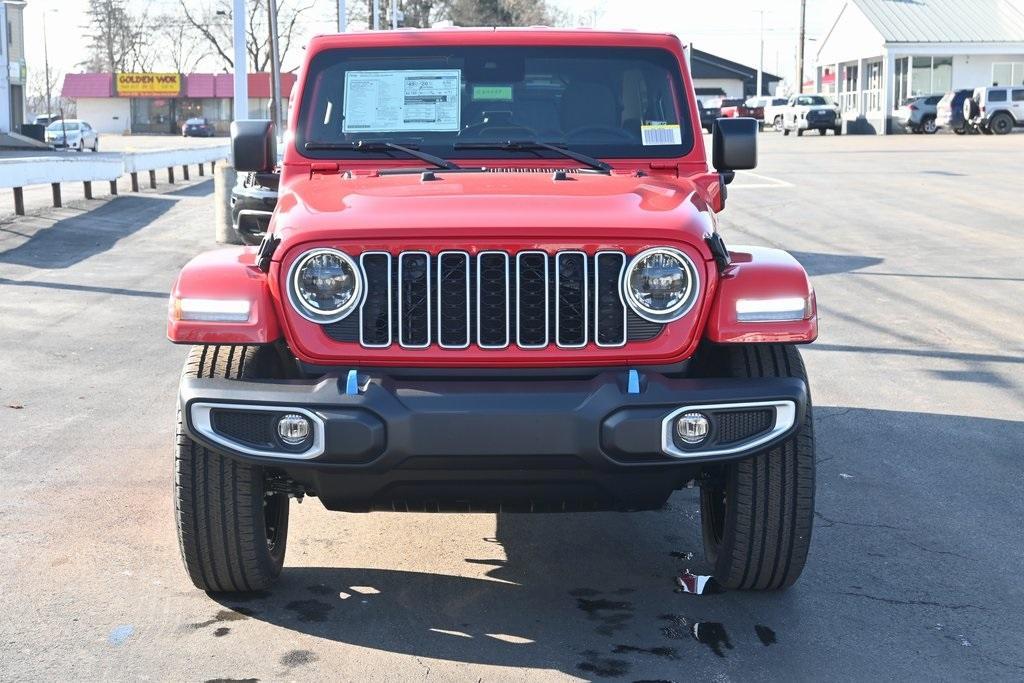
564 125 636 143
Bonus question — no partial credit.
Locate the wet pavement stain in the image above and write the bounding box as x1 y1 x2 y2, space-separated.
613 644 679 660
280 650 317 668
576 596 635 635
577 650 631 678
658 614 690 640
191 609 252 630
693 622 733 658
755 625 777 646
285 599 334 623
213 627 231 637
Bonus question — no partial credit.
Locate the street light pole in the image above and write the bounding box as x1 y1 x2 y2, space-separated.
43 10 52 119
232 0 248 120
373 0 380 29
267 0 284 134
337 0 346 31
797 0 806 94
756 10 763 97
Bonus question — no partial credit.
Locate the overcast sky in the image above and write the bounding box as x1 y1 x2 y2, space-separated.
23 0 1024 94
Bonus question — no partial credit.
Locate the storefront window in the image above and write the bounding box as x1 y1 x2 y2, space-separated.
992 62 1024 86
933 57 952 93
131 97 177 134
894 57 909 107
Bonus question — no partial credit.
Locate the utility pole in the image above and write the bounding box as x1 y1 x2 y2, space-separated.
373 0 380 29
756 10 764 97
797 0 806 94
268 0 284 133
390 0 398 29
337 0 346 31
232 0 248 120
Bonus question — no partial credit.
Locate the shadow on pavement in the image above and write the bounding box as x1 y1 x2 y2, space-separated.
165 178 214 197
203 408 1024 679
788 251 884 277
0 195 175 269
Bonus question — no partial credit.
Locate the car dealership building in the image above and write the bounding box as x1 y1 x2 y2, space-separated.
814 0 1024 133
60 72 297 135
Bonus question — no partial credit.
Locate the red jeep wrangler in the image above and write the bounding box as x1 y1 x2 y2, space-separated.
168 29 817 594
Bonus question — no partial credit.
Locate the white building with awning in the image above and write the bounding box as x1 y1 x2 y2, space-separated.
814 0 1024 133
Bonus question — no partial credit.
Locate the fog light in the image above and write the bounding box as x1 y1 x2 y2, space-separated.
277 414 311 446
676 412 710 445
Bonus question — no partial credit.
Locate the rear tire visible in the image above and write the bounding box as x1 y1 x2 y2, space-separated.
833 126 842 135
773 116 784 132
699 344 815 591
174 344 291 593
921 116 937 134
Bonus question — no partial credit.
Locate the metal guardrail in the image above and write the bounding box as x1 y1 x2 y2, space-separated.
0 145 229 215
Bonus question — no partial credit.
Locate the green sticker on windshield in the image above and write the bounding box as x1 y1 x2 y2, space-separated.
472 85 513 101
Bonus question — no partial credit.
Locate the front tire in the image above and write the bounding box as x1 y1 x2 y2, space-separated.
174 344 290 593
699 344 815 590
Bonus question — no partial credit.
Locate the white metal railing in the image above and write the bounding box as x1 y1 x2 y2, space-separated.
865 89 883 113
0 145 229 215
840 91 859 112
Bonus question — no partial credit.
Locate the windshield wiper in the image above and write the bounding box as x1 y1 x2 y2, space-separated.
303 140 461 170
452 140 612 173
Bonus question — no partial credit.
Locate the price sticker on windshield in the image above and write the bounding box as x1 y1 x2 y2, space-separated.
343 69 461 133
640 123 682 146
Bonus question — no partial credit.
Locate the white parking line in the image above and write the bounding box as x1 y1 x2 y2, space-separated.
728 171 793 189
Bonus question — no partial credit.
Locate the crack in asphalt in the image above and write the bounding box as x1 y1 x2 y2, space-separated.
815 511 907 531
838 591 990 612
904 540 970 560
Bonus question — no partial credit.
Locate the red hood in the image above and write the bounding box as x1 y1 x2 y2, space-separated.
271 170 719 261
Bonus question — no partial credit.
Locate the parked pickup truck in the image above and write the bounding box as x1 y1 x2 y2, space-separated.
168 28 818 594
777 94 842 136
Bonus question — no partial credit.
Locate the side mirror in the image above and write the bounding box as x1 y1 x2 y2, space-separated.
712 117 758 173
231 119 276 173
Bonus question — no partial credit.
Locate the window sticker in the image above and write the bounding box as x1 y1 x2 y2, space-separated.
342 69 461 133
641 123 682 146
472 85 513 101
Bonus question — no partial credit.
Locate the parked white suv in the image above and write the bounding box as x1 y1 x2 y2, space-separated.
964 86 1024 135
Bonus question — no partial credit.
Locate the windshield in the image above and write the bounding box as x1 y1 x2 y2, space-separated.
796 96 829 106
47 121 79 131
296 45 693 161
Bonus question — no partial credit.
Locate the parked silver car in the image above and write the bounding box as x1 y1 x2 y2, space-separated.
895 94 942 134
44 119 99 151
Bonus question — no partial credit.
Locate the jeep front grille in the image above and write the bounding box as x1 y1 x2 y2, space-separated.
324 250 664 349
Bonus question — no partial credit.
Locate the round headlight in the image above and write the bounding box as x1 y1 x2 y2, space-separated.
288 248 362 323
622 247 699 323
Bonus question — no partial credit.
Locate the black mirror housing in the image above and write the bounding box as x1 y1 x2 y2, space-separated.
712 117 758 172
231 120 276 173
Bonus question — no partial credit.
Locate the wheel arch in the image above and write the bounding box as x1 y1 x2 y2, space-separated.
704 245 817 344
167 247 283 344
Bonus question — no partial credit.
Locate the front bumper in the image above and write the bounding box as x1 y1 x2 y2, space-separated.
180 370 808 511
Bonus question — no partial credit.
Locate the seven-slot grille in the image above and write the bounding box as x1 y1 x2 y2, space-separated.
323 250 665 349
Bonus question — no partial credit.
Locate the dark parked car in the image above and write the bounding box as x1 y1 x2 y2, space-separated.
696 99 719 133
936 90 974 134
182 117 216 137
230 171 278 245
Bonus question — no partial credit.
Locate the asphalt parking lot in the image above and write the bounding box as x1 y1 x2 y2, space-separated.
1 132 1022 681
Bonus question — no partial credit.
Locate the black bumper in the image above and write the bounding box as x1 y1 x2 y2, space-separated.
179 371 808 511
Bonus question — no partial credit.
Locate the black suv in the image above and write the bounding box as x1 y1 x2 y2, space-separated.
936 89 974 134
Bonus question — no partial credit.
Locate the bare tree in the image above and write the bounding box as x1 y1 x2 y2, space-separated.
178 0 316 72
81 0 152 72
155 15 210 73
444 0 557 27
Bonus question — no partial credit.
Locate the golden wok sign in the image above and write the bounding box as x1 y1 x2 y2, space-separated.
116 72 181 97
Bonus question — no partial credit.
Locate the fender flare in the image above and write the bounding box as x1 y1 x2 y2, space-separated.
167 247 282 345
705 245 817 344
